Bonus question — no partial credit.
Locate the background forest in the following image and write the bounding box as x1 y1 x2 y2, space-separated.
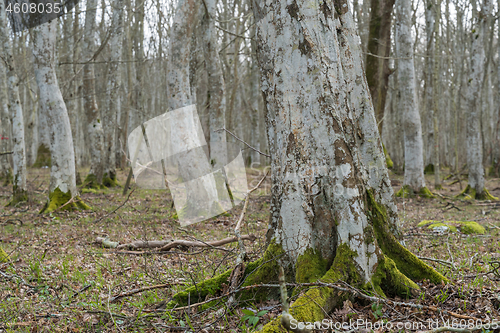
1 0 500 332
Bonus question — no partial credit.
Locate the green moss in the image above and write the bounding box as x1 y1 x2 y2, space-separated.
419 186 435 198
32 144 51 168
258 244 357 333
455 185 499 201
295 248 328 283
395 185 415 198
0 246 9 263
82 173 105 190
40 187 91 214
418 220 485 234
383 144 393 169
371 255 419 298
424 164 434 175
434 184 443 190
103 172 120 188
396 185 434 199
366 189 448 284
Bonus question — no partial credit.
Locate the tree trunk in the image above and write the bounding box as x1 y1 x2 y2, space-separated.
103 0 124 187
365 0 395 135
395 0 430 198
461 0 497 200
0 60 12 180
32 21 90 213
202 0 227 168
0 2 27 205
82 0 104 189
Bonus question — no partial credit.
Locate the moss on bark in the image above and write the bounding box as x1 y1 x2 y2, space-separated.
40 187 91 214
424 164 434 174
103 172 120 188
383 144 393 169
395 185 434 198
82 173 105 190
7 174 28 207
366 189 448 284
455 184 499 201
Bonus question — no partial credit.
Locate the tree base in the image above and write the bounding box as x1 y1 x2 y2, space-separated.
383 144 393 169
40 187 91 214
455 185 499 201
81 173 106 190
424 164 434 174
103 172 120 188
395 185 434 198
32 144 51 168
6 188 28 207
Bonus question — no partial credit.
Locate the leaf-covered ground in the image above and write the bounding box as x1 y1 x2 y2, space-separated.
0 168 499 332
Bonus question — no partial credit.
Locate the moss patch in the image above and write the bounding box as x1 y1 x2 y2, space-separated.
40 187 91 214
371 255 419 298
383 144 393 169
0 246 9 263
82 173 106 190
103 172 120 188
366 189 448 284
455 184 499 201
295 248 328 283
32 144 51 168
418 220 485 234
396 185 434 199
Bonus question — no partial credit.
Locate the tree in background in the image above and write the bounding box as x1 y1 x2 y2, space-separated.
32 21 89 213
0 1 27 206
102 0 124 187
166 0 447 329
82 0 104 189
459 0 498 200
395 0 432 198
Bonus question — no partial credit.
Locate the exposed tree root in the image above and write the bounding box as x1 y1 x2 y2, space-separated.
81 173 105 190
103 172 120 188
455 184 499 200
6 189 28 207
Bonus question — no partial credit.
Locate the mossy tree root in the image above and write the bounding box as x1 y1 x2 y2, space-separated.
6 189 28 207
395 185 434 199
103 172 120 188
455 184 499 201
39 187 91 214
81 173 106 190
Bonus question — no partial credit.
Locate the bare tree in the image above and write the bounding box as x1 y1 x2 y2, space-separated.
460 0 497 200
0 2 27 205
32 21 89 212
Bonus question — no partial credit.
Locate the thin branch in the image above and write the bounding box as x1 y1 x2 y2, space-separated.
215 127 270 157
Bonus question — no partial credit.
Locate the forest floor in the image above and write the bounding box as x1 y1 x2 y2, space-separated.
0 167 500 333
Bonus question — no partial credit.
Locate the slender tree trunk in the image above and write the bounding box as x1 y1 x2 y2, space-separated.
82 0 104 189
0 2 27 205
461 0 497 200
103 0 124 187
202 0 227 168
395 0 430 198
32 21 90 212
0 62 12 180
365 0 395 135
432 0 441 189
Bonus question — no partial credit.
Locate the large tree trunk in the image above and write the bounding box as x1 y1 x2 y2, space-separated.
0 3 27 205
395 0 430 198
32 21 89 213
461 0 497 200
102 0 124 187
82 0 104 189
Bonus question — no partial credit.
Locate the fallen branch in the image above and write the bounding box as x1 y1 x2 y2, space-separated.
0 151 13 155
97 234 257 251
158 234 256 251
216 127 270 157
